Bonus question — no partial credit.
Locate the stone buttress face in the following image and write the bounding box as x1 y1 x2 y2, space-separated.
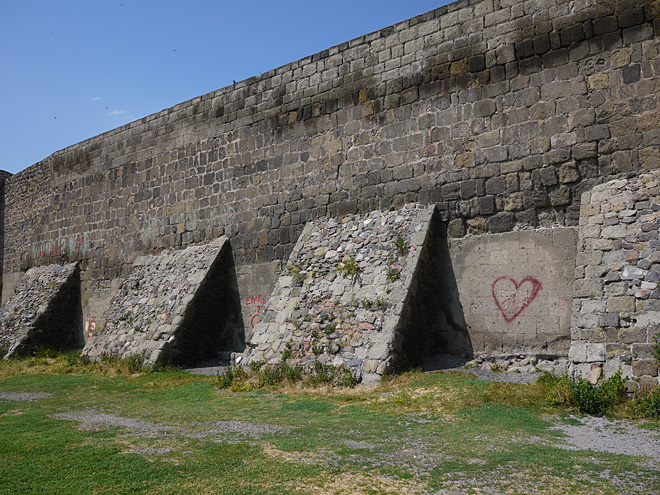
242 204 436 385
0 262 81 358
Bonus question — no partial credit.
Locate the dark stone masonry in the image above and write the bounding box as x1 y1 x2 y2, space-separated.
1 0 660 384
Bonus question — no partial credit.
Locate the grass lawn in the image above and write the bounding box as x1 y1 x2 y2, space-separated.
0 355 658 494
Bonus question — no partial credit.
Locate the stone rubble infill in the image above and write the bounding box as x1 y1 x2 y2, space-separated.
240 204 435 385
420 354 569 384
465 356 569 378
571 171 660 386
0 263 79 358
82 237 228 365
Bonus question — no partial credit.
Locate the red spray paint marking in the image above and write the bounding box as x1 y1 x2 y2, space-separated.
492 276 543 323
85 315 97 339
245 295 267 328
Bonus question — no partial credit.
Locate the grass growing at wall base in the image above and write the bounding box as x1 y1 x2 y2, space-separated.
218 360 358 390
0 353 659 494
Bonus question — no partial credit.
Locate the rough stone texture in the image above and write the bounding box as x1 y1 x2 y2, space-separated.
0 171 12 297
448 228 577 358
83 237 244 366
571 172 660 384
0 262 81 358
1 1 660 377
2 1 659 341
241 204 435 385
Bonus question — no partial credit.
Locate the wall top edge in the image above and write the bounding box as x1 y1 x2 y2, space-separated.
13 4 456 178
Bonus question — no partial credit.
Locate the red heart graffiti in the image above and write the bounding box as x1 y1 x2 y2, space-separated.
492 276 543 323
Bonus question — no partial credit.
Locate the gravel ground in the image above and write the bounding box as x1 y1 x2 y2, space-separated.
552 415 660 468
0 391 53 401
50 408 289 442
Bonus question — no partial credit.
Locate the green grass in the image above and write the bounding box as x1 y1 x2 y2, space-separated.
0 355 658 494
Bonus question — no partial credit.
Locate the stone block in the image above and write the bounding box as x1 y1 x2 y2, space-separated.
539 167 558 186
362 359 379 373
606 343 629 359
485 176 507 195
448 218 465 238
367 343 390 361
632 343 656 360
559 162 580 184
474 99 497 117
587 343 606 363
639 147 660 170
618 327 648 344
467 217 488 235
607 296 635 313
632 359 658 377
569 342 587 363
579 328 607 343
487 212 515 233
549 186 571 206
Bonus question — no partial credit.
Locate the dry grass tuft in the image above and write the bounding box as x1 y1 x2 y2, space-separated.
292 471 427 495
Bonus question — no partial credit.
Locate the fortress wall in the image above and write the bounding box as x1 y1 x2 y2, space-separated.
448 227 577 357
571 171 660 386
2 0 660 341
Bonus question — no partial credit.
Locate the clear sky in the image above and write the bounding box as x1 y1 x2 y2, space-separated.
0 1 452 175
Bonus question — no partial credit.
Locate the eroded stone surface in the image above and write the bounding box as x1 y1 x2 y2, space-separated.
240 204 435 385
0 263 80 358
83 237 235 365
571 172 660 384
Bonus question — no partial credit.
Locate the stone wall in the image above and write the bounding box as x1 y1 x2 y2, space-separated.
448 227 577 358
0 262 81 357
0 0 659 374
82 237 243 366
571 171 660 386
242 204 436 384
0 171 12 297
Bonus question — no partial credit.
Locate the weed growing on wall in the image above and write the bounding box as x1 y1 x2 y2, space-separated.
386 260 401 282
286 262 307 286
334 255 362 285
634 388 660 419
384 231 408 283
394 233 409 257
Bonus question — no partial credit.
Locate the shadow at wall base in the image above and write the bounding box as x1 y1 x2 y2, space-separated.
397 215 473 369
159 242 246 367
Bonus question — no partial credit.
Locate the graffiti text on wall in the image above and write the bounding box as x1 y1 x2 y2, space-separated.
138 206 236 239
85 315 97 339
244 295 267 328
492 276 543 323
139 211 198 238
32 233 90 259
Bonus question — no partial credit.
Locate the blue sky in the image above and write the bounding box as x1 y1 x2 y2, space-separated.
0 1 451 175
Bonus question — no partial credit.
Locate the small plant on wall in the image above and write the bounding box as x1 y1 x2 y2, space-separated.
286 263 307 286
335 255 362 285
394 232 408 257
386 254 401 282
